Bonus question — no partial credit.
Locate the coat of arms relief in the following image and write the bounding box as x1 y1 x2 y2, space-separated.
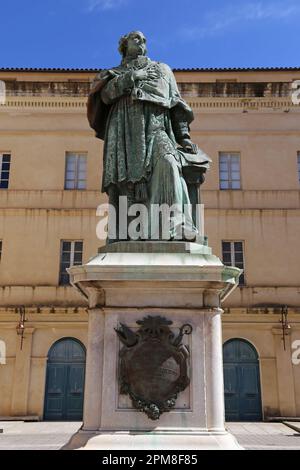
115 316 192 420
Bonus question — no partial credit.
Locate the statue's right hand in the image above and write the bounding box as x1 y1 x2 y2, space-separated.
132 69 149 81
133 68 160 82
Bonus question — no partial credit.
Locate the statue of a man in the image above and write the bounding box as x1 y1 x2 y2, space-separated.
88 31 210 242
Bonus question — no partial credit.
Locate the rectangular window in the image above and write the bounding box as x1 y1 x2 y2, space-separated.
219 152 241 190
59 240 83 285
65 152 87 190
222 241 245 285
0 154 11 189
298 152 300 183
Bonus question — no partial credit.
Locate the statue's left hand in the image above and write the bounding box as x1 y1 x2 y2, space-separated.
180 138 198 154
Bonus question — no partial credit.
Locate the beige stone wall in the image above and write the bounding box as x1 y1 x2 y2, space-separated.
0 68 299 419
1 308 299 419
0 308 88 417
223 310 300 418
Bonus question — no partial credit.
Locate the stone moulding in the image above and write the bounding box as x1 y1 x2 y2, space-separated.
1 95 299 112
0 96 86 111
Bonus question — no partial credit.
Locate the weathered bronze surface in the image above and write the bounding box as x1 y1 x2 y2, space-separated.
88 31 211 242
115 316 192 420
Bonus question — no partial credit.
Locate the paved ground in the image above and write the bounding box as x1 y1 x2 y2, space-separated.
0 421 82 450
0 421 299 450
226 422 300 450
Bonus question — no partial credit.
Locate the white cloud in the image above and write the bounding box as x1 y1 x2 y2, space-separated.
87 0 128 12
181 1 300 39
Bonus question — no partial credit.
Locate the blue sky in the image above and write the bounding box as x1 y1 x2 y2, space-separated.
1 0 300 69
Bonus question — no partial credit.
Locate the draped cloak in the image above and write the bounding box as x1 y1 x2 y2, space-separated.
87 57 204 196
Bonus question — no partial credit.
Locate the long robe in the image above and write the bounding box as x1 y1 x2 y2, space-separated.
87 56 210 240
88 57 194 189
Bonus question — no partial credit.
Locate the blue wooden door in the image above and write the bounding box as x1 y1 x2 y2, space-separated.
44 338 86 421
223 339 262 421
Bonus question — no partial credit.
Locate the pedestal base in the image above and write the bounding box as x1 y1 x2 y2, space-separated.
64 430 243 450
68 242 241 448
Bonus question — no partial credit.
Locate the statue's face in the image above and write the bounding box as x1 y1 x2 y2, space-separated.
126 32 146 57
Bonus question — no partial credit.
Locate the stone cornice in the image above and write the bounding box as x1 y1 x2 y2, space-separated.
1 306 299 317
0 96 87 112
0 189 299 211
189 97 299 111
1 67 300 72
0 306 87 314
0 95 299 113
1 207 299 215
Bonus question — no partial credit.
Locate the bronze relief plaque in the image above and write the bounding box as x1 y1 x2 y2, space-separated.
115 316 192 420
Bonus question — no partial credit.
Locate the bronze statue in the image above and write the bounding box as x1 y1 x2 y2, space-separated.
88 31 210 242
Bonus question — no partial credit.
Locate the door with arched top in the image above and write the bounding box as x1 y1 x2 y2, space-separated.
44 338 86 421
223 339 262 421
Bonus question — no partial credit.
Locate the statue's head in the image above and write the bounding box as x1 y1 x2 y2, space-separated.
118 31 147 58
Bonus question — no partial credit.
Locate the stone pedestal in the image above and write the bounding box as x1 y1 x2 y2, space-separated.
68 242 241 449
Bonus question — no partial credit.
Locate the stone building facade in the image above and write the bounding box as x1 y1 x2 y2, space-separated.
0 67 299 421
